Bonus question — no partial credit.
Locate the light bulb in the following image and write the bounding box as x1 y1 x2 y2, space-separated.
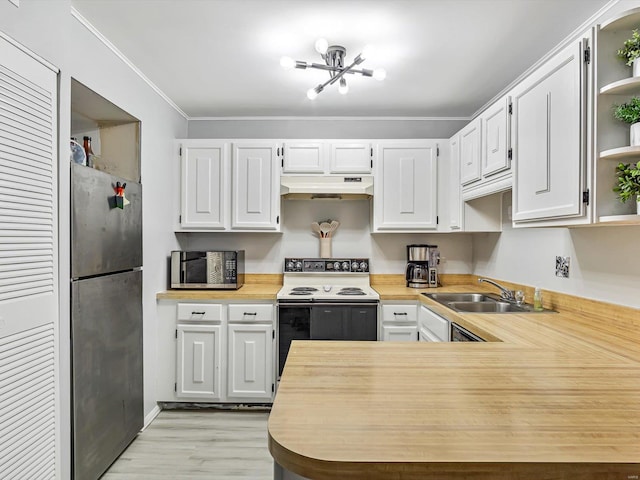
339 78 349 95
307 87 319 100
373 68 387 81
361 44 375 61
315 38 328 55
280 56 295 70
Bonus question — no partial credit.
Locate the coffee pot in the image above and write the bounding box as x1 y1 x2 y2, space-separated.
405 244 439 288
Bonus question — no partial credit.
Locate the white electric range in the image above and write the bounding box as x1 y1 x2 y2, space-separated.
276 258 379 378
277 257 379 302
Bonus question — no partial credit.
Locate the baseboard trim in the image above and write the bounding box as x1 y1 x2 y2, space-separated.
143 404 162 430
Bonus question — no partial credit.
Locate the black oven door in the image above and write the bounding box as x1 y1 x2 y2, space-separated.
310 304 377 341
277 304 311 376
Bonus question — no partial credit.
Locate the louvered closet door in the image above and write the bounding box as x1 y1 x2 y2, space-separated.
0 34 58 479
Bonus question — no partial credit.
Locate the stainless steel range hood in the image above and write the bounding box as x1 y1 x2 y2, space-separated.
280 175 374 200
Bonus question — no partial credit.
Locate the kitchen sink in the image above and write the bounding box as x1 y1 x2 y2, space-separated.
446 301 527 313
422 292 553 314
424 293 496 303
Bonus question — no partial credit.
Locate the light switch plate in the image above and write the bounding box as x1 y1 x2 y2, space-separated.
555 256 570 278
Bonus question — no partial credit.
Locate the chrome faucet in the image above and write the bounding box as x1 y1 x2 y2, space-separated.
478 278 516 302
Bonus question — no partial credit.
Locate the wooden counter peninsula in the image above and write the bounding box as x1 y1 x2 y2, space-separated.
268 288 640 480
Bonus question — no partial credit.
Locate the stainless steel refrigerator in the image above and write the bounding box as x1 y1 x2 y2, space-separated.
71 163 143 479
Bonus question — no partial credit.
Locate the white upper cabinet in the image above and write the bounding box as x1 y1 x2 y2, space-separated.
459 118 482 186
511 38 587 224
448 134 463 230
232 142 281 230
373 141 438 231
282 140 372 174
282 141 325 173
481 96 511 177
329 141 372 173
179 141 230 230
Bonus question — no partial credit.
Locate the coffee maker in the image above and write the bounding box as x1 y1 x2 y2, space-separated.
406 244 439 288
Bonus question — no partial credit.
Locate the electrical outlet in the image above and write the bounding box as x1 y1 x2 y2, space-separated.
555 256 570 278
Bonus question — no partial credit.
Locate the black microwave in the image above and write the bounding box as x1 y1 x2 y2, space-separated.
170 251 244 289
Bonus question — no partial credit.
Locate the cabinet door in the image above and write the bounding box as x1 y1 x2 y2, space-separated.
448 134 463 230
283 141 325 173
459 118 482 185
482 97 511 177
227 323 273 400
232 142 280 230
381 324 417 341
512 39 585 222
330 142 372 173
177 324 222 399
180 142 229 229
373 142 438 230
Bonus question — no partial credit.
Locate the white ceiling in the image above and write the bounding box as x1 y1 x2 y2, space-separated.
71 0 611 118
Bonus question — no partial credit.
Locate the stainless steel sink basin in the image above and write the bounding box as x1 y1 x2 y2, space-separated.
423 293 496 303
446 301 527 313
422 292 553 314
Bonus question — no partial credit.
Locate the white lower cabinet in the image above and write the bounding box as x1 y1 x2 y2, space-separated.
177 324 222 399
380 303 418 341
418 305 450 342
226 304 275 401
163 301 275 403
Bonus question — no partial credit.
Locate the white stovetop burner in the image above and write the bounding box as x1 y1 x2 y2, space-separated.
277 258 379 301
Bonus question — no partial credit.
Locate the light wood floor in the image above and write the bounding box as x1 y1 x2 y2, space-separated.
102 409 273 479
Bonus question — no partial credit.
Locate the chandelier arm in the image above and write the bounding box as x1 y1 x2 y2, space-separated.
306 63 372 76
325 56 363 87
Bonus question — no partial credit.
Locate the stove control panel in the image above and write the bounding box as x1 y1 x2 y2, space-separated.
284 258 370 273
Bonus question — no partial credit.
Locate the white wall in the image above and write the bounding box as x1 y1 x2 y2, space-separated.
472 193 640 308
0 1 187 476
177 199 473 274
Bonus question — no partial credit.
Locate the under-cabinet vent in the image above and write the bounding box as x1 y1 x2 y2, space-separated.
0 324 56 478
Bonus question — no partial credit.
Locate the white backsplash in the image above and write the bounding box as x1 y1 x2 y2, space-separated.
177 199 473 274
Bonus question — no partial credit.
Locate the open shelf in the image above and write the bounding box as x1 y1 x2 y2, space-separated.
599 146 640 161
598 214 640 225
600 76 640 95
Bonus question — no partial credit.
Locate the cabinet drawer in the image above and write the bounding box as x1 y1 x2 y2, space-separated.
228 304 273 321
177 303 223 322
381 304 417 322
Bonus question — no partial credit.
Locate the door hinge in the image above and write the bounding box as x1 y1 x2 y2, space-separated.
508 148 513 160
179 146 182 156
583 189 590 205
272 330 275 340
277 147 280 156
272 383 275 393
436 215 439 225
281 158 284 168
174 382 177 392
370 147 373 157
178 215 182 224
437 146 440 157
508 102 513 115
175 329 177 339
276 215 280 224
370 159 373 168
584 46 591 64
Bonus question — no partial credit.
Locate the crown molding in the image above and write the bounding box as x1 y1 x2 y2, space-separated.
71 6 188 120
0 30 58 73
188 116 472 122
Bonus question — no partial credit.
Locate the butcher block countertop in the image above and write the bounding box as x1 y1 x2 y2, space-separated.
268 283 640 480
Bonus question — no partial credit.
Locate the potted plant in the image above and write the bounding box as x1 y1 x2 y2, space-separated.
613 161 640 214
614 97 640 146
618 29 640 76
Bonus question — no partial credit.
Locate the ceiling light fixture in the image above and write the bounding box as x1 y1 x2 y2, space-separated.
280 38 386 99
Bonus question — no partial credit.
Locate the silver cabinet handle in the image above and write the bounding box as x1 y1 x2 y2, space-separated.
191 311 206 315
243 312 257 316
393 312 408 316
